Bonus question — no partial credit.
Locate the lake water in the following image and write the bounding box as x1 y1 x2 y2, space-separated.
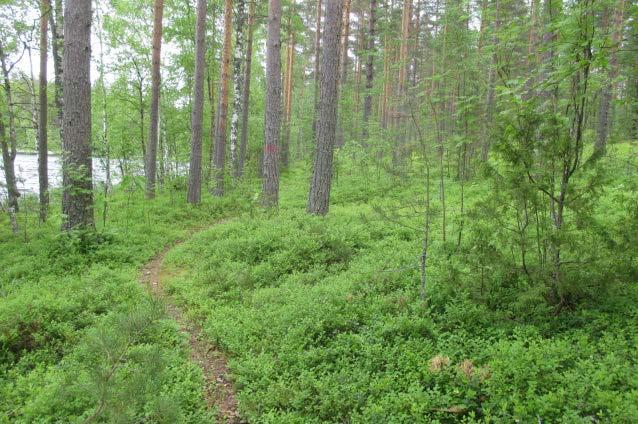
0 153 123 199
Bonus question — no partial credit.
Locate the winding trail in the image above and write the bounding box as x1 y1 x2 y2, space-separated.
140 233 241 423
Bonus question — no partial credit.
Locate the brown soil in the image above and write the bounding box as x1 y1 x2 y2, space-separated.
140 239 242 423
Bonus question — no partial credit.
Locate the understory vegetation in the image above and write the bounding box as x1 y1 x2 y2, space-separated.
1 142 637 422
1 0 637 421
0 187 244 423
161 146 637 423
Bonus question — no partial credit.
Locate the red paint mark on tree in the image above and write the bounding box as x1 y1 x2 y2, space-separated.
264 144 278 154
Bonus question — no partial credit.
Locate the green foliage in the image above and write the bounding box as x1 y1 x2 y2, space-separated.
161 165 638 423
0 187 241 423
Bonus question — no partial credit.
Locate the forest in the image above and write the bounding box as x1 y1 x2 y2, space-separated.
0 0 637 422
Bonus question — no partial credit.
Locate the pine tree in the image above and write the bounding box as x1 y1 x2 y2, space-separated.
262 0 282 208
61 0 94 230
212 0 233 196
187 0 208 204
39 0 50 221
308 0 343 216
145 0 165 199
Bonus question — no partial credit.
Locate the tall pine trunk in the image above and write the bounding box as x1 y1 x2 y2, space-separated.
206 3 218 182
312 0 323 139
362 0 377 138
594 0 625 158
187 0 208 204
212 0 233 196
281 9 295 169
308 0 343 216
262 0 282 208
61 0 94 231
339 0 351 85
394 0 412 165
335 0 350 148
481 0 499 161
145 0 164 199
39 0 50 222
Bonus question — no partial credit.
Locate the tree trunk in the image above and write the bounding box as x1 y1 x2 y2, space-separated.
540 0 560 105
335 0 351 148
481 0 499 161
0 42 20 217
362 0 377 138
308 0 343 216
230 0 246 178
477 0 489 53
0 112 18 234
380 36 392 129
523 0 540 98
145 0 165 199
132 60 146 161
212 0 233 196
187 0 208 204
61 0 94 231
353 11 365 139
49 0 63 141
206 3 218 182
281 9 295 169
594 0 625 158
95 0 111 226
312 0 322 139
339 0 351 85
238 0 255 178
410 0 421 87
262 0 282 208
394 0 412 164
39 0 51 222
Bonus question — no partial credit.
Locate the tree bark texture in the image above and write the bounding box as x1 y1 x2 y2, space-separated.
312 0 322 139
281 9 295 169
595 0 625 157
212 0 233 196
238 0 255 178
146 0 164 199
49 0 64 141
39 0 51 221
262 0 282 208
308 0 343 216
230 0 246 178
187 0 208 204
61 0 94 231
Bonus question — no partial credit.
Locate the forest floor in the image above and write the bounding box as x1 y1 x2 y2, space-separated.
1 147 637 422
139 229 242 423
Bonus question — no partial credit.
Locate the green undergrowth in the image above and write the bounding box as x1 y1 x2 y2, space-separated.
0 186 246 423
164 158 638 423
1 143 636 423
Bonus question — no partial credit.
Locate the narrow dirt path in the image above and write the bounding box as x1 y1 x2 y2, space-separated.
140 237 241 424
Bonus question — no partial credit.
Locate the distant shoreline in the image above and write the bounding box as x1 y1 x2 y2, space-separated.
17 151 61 156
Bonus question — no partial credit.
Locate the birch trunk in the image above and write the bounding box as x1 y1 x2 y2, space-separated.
230 0 246 178
238 0 255 178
